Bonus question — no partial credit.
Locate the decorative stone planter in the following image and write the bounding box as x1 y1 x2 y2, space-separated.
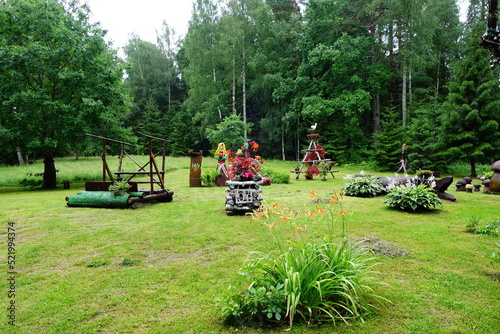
225 180 263 215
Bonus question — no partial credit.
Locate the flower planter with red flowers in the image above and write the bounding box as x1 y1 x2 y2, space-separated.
225 141 265 215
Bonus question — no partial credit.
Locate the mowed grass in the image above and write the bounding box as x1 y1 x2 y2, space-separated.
0 157 499 333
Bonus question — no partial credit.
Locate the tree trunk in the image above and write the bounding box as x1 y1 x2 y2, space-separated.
470 158 477 178
242 34 247 139
16 147 25 165
281 123 286 161
232 56 236 115
43 153 57 189
402 61 407 127
373 94 381 136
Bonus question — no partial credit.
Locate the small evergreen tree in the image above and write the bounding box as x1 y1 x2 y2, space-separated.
406 104 446 173
373 107 406 172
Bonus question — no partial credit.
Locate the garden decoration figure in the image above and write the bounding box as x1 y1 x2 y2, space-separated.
396 143 407 175
214 142 229 186
188 150 203 187
224 141 264 215
292 124 338 180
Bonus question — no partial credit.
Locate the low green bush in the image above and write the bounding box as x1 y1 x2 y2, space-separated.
260 168 290 184
466 217 500 237
18 178 43 188
342 175 383 197
383 184 443 211
201 169 220 186
108 180 131 195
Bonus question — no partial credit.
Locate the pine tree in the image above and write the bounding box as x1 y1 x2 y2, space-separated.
440 25 500 177
373 107 406 172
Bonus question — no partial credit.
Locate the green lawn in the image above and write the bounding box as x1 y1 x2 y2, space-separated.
1 157 499 333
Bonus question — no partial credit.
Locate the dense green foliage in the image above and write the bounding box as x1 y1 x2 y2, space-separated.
383 184 443 211
0 0 129 187
342 175 383 197
260 167 290 184
201 168 220 186
2 0 500 181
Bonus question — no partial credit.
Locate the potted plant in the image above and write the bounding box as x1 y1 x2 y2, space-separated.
304 165 320 180
225 141 265 215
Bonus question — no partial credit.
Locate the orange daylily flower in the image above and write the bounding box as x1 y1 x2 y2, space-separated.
316 207 325 215
308 211 318 218
261 222 276 230
246 210 266 222
309 190 319 198
338 210 347 216
330 196 339 203
293 224 305 232
280 215 292 222
272 203 281 209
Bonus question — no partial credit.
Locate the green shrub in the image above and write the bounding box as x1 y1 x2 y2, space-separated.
201 169 220 186
416 170 434 178
219 279 285 327
108 180 131 196
260 168 290 184
18 178 43 188
383 184 443 211
220 238 387 327
342 176 383 197
466 217 500 237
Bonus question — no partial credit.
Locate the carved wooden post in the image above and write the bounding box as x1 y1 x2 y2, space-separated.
188 150 203 187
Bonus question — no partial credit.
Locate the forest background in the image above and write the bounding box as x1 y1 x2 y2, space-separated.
1 0 500 189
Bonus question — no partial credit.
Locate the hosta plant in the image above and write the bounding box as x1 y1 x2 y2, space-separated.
342 175 383 197
383 184 442 211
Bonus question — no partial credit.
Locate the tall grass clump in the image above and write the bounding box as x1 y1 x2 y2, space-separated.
219 191 389 329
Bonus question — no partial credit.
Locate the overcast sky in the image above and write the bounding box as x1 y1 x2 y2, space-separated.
85 0 469 53
86 0 195 51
